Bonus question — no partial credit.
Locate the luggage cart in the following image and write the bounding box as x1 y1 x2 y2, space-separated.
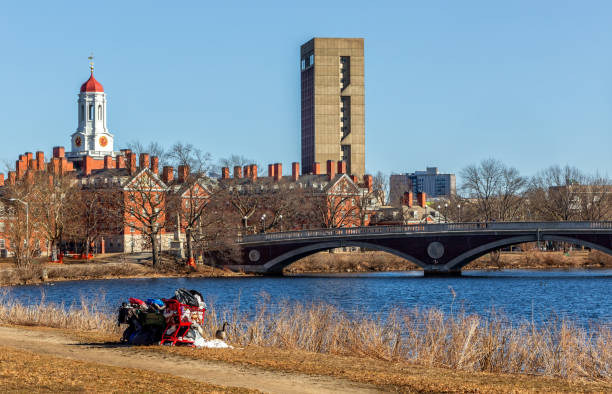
159 299 205 346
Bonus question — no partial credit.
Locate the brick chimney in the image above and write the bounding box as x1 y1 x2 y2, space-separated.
274 163 282 181
36 151 45 171
221 167 230 179
234 166 242 178
116 155 126 169
49 158 60 175
292 162 300 181
178 165 189 183
417 192 427 208
83 156 94 176
403 192 413 207
52 146 65 158
8 171 16 185
127 152 137 175
139 153 150 170
150 156 159 175
60 158 68 175
104 155 114 169
28 159 36 171
351 175 358 184
363 174 373 192
313 162 321 175
25 170 34 184
326 160 336 181
337 160 346 175
268 164 275 178
243 165 251 179
0 173 4 187
162 166 174 184
15 159 26 179
25 152 33 162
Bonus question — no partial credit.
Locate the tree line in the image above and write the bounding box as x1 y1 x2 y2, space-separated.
437 158 612 223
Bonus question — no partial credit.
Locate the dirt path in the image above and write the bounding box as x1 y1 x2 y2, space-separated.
0 327 381 393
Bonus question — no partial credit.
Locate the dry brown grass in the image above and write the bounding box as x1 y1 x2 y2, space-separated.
286 251 417 273
0 292 121 334
0 345 253 393
1 294 609 383
287 249 612 273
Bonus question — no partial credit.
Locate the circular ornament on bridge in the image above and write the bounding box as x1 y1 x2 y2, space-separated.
248 249 261 262
427 242 445 260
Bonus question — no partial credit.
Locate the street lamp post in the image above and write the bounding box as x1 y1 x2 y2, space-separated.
437 205 441 223
279 214 283 232
9 198 28 251
457 204 461 222
261 214 266 233
243 216 248 230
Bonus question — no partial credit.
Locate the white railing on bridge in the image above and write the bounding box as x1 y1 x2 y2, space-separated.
238 221 612 244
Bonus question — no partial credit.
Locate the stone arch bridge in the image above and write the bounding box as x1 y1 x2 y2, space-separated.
232 222 612 276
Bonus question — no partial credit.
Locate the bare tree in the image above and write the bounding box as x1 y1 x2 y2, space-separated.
167 142 212 174
528 166 612 221
307 190 359 228
372 171 388 206
126 141 168 166
461 159 526 222
167 179 212 265
65 187 124 257
124 172 166 267
2 181 38 267
527 165 585 221
29 173 75 261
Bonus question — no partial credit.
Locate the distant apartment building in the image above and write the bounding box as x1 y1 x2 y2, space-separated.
390 167 455 205
300 38 365 177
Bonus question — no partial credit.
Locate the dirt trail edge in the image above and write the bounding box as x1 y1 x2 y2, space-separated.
0 326 380 393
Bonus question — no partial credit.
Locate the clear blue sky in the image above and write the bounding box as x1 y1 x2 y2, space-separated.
1 1 611 179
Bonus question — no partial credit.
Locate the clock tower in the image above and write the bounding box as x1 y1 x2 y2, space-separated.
68 57 116 159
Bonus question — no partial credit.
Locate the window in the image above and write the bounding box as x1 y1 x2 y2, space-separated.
80 105 84 121
98 105 102 120
0 239 4 249
88 104 93 120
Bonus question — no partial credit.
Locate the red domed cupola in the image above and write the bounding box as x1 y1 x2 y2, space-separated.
80 71 104 93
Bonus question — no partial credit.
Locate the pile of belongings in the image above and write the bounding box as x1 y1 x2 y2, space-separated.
117 288 230 348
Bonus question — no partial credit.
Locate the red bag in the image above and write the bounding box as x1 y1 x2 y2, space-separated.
129 297 145 306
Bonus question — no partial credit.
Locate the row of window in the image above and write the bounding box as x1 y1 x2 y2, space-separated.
79 104 103 122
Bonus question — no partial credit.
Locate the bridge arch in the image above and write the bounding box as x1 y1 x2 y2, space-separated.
442 234 612 271
261 241 429 274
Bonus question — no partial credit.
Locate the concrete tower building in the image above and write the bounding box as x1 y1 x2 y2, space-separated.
68 59 116 160
300 38 365 177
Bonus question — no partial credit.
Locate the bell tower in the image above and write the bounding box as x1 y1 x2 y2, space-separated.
68 56 116 159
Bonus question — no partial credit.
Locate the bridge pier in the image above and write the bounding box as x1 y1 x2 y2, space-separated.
423 270 462 277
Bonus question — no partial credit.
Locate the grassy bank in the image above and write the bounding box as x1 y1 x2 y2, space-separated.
0 254 247 286
0 294 609 383
285 250 612 273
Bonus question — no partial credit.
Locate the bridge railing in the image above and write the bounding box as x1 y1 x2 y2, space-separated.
238 221 612 244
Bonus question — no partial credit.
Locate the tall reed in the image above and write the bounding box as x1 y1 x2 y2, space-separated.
0 292 609 380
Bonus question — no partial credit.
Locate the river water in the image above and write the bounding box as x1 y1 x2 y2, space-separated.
4 269 611 326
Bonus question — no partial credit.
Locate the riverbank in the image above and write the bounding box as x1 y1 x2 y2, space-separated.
0 297 609 392
0 254 250 287
1 249 611 286
285 250 612 273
